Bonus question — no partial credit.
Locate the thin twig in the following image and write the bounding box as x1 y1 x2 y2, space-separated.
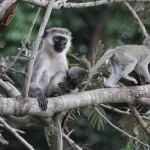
22 0 55 97
100 104 149 120
63 132 82 150
0 7 41 76
0 117 34 150
100 104 132 116
94 107 150 148
124 2 148 37
0 64 15 72
128 103 150 135
0 124 25 134
67 129 75 137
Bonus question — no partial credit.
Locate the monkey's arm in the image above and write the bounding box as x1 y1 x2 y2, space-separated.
58 78 76 92
29 60 48 110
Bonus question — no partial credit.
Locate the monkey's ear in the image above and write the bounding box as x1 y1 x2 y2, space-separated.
42 30 48 39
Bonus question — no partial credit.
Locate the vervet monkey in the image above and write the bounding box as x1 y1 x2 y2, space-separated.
29 27 72 110
90 36 150 88
5 27 72 126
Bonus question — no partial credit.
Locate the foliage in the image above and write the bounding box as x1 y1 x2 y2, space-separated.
118 115 149 150
135 2 150 25
87 106 106 131
44 122 56 147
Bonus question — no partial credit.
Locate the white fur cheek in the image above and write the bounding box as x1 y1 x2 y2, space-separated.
47 37 54 45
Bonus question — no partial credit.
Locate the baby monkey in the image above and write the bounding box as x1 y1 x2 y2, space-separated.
46 66 88 98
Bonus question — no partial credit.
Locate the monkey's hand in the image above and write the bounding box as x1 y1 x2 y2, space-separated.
58 79 76 92
36 88 48 110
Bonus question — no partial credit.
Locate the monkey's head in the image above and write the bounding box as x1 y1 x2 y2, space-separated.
68 66 89 89
42 27 72 54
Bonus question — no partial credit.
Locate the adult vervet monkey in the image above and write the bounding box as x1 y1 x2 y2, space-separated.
29 27 72 110
90 36 150 87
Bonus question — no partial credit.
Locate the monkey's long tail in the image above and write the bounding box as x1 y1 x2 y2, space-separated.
54 114 63 150
89 49 116 77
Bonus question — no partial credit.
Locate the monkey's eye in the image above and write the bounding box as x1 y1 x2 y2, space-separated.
54 36 60 42
62 37 67 43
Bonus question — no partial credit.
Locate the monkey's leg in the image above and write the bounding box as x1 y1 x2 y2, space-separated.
115 52 137 84
135 63 150 83
104 58 121 88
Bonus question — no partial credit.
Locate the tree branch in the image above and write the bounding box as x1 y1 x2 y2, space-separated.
0 132 9 145
22 0 55 97
0 0 17 14
1 7 41 76
22 0 55 98
0 117 34 150
124 2 148 37
63 132 82 150
128 103 150 135
1 85 150 117
0 124 25 134
94 107 149 148
0 79 20 97
100 104 149 120
100 104 132 116
0 0 19 33
21 0 150 9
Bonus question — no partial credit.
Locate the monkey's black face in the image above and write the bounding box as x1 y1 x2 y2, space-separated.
53 36 67 52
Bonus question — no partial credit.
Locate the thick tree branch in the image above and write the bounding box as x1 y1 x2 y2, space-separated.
0 0 19 33
0 0 17 14
22 0 150 9
1 0 149 14
1 85 150 117
22 0 55 97
0 117 34 150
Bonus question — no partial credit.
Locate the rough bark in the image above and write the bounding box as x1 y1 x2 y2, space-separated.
0 84 150 117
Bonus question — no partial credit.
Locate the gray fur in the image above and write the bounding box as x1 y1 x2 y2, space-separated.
91 37 150 88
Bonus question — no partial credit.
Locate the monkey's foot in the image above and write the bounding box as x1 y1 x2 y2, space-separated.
140 75 146 85
104 82 120 88
122 75 138 84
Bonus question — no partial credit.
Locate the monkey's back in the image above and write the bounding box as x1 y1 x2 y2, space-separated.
115 45 149 61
